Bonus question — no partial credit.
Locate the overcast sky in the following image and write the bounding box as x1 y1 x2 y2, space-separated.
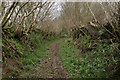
50 2 62 20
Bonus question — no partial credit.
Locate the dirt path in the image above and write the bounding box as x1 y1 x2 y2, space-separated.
2 39 70 78
49 40 70 78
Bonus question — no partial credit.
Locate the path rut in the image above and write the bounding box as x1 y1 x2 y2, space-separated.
49 40 70 78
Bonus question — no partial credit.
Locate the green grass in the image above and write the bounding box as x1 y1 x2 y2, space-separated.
23 65 33 72
19 33 62 77
2 32 63 78
60 38 120 78
60 38 79 77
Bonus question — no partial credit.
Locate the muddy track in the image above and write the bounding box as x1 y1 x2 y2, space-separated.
49 40 70 78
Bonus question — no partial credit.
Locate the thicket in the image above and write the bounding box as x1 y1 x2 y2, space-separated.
59 2 120 78
60 19 120 78
1 2 57 62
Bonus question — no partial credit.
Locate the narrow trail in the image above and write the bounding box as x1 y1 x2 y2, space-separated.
49 40 70 78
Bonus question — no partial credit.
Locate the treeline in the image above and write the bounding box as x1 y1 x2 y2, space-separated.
58 2 120 78
58 2 120 41
1 2 59 61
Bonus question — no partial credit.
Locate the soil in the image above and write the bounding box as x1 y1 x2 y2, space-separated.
49 40 70 78
30 39 70 78
2 40 70 78
2 58 22 78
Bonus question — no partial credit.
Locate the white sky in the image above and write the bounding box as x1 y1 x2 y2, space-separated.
50 2 62 19
1 0 120 2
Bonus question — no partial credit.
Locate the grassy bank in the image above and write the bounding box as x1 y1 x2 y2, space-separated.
2 32 62 78
60 38 120 78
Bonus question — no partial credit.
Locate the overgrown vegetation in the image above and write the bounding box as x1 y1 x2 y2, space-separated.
1 1 120 78
60 36 120 78
2 31 61 78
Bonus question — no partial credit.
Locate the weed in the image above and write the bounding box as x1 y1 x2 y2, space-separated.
20 75 25 77
60 37 120 78
23 65 33 72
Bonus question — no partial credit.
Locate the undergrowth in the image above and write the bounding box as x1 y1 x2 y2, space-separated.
60 37 120 78
2 32 61 78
